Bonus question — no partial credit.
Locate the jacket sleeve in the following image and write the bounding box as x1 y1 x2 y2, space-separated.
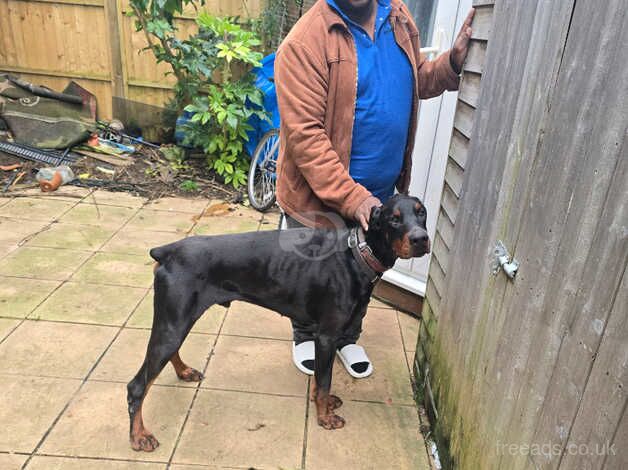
275 39 372 220
417 49 460 99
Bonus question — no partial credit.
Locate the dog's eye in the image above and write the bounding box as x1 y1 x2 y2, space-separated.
417 207 426 217
391 215 401 225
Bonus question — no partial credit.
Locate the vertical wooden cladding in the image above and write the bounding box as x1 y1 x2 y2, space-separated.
0 0 261 118
421 0 628 468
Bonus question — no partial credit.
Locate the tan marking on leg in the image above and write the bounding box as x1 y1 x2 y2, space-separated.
170 351 203 382
130 380 160 452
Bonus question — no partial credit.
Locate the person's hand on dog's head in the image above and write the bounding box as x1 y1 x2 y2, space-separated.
354 196 381 231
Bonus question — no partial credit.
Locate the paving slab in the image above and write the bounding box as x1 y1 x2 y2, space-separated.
0 375 81 453
86 190 147 208
191 213 260 235
0 320 117 379
0 247 92 281
91 328 215 387
369 297 395 309
0 318 20 341
0 217 53 257
359 307 405 351
306 400 429 470
125 209 195 234
9 186 90 201
144 197 209 214
72 252 154 288
0 453 28 470
221 301 292 340
398 311 420 352
0 276 61 318
30 282 146 326
0 198 76 222
203 335 307 397
331 346 415 406
101 228 183 256
172 389 304 469
26 455 166 469
59 203 137 229
127 291 226 334
25 222 116 251
40 381 194 462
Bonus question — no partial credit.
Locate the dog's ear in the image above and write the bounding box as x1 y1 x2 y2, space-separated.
369 205 383 230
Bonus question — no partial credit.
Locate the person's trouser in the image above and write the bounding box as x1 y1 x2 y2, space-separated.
284 214 363 349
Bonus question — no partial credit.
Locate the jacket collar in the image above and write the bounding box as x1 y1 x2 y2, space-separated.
321 0 409 32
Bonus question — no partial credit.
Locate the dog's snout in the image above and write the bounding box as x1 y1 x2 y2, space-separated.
409 231 429 246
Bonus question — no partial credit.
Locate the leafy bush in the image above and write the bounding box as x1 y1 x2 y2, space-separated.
129 1 269 188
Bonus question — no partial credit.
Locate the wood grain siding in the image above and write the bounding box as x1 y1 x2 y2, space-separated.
464 40 487 74
417 0 628 468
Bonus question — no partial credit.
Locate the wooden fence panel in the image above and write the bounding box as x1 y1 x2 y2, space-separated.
0 0 261 118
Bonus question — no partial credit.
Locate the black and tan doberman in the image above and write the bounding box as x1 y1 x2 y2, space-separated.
127 194 430 451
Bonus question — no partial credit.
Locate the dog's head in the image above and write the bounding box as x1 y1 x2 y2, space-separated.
368 195 430 259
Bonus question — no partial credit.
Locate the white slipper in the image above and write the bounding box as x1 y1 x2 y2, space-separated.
337 344 373 378
292 341 315 375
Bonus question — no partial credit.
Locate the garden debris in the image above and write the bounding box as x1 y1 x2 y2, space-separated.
78 134 134 156
97 120 160 149
0 141 80 166
0 163 21 171
36 165 74 192
96 166 116 176
0 74 96 148
74 148 134 167
2 170 25 192
192 202 234 221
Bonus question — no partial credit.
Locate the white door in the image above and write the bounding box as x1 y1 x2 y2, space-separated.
382 0 472 296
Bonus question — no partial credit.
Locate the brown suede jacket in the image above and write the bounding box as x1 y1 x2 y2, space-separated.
275 0 460 228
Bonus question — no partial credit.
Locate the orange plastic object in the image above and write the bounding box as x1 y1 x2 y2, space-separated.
39 171 63 192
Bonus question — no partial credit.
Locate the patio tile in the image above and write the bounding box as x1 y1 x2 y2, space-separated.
91 328 215 387
221 301 292 340
0 320 117 379
30 282 146 326
0 196 12 207
406 350 416 375
306 400 428 470
0 218 55 258
0 247 92 281
359 307 405 351
203 335 306 396
26 455 166 469
40 381 194 462
127 291 226 334
125 209 195 234
86 190 147 208
0 375 81 453
0 277 61 318
369 296 394 309
0 453 28 470
25 222 116 251
398 311 420 352
191 213 260 235
0 198 76 222
72 252 154 287
101 228 182 256
59 203 137 229
144 197 209 214
0 318 20 340
172 389 304 468
10 185 91 201
331 346 414 406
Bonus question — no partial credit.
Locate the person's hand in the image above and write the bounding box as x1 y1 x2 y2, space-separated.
354 196 381 231
450 8 475 74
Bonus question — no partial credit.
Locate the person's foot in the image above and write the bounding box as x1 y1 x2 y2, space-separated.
292 341 315 375
337 344 373 378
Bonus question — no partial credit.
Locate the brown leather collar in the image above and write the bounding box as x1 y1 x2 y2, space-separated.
347 227 390 283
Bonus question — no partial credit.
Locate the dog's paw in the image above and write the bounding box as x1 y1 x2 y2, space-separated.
317 413 346 430
130 430 160 452
328 394 343 410
177 367 204 382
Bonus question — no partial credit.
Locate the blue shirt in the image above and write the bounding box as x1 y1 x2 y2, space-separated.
327 0 414 202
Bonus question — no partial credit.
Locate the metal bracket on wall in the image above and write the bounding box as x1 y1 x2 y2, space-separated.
491 240 519 280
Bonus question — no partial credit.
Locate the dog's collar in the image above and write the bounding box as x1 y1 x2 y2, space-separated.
347 227 390 283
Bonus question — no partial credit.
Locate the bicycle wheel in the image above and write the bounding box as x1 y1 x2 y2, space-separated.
248 128 279 212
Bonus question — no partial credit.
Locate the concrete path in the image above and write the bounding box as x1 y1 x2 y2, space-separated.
0 188 429 469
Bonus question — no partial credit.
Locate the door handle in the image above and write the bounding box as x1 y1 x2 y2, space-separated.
491 240 519 280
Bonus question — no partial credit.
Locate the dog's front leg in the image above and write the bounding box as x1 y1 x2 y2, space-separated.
314 334 345 430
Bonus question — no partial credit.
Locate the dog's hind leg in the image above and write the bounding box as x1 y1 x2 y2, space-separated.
170 351 204 382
